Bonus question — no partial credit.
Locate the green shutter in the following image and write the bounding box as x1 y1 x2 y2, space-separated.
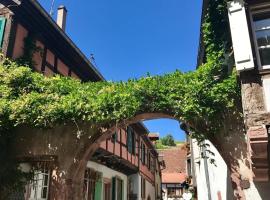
0 17 6 48
121 180 124 200
127 127 132 153
95 175 102 200
112 177 116 200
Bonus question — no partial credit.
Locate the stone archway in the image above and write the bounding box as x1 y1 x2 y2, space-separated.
10 109 250 200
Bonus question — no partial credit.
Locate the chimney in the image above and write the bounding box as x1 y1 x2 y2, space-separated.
57 5 67 31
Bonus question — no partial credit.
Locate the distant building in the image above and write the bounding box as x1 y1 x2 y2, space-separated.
148 133 159 145
158 146 188 200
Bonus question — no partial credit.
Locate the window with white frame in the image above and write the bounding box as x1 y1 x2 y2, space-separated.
83 169 97 200
27 167 50 200
251 4 270 69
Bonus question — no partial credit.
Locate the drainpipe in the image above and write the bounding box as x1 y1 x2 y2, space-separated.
202 141 212 200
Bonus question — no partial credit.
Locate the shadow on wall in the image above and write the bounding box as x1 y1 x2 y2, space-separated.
254 182 270 200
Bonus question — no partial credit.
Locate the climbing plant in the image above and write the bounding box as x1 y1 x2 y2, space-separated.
0 0 239 195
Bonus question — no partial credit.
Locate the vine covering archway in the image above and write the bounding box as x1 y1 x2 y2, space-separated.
0 0 248 199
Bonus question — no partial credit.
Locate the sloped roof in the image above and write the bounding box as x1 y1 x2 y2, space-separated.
148 132 159 140
158 146 187 173
159 146 187 183
162 172 186 183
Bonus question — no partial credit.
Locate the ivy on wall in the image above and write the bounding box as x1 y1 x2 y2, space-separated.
0 0 239 195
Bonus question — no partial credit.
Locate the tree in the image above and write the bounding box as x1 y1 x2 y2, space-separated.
161 134 176 146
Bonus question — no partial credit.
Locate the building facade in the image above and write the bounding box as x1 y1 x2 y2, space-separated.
194 0 270 199
0 0 162 199
187 138 234 200
159 146 188 200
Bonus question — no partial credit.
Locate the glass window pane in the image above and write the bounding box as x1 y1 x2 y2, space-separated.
256 30 270 47
42 187 48 198
259 48 270 66
255 18 270 30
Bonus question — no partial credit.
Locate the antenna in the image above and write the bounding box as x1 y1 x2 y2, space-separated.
49 0 55 16
90 53 98 67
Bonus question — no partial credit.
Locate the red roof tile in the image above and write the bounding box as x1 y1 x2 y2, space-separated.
162 172 187 183
158 146 187 173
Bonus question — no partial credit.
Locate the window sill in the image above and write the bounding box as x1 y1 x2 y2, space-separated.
258 67 270 75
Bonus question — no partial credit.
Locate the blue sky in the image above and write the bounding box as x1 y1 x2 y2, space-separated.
39 0 202 141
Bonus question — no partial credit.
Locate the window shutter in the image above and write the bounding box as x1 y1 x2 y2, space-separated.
228 0 254 71
121 180 124 200
127 127 132 153
94 177 102 200
0 17 7 48
112 177 116 200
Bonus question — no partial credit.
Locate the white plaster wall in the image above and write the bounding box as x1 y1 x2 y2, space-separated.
145 177 155 200
129 173 140 197
136 174 155 200
262 76 270 112
191 139 234 200
87 161 128 200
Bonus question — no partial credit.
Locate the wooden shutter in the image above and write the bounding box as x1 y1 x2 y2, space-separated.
127 127 132 153
121 180 124 200
0 17 7 48
94 175 102 200
228 0 254 71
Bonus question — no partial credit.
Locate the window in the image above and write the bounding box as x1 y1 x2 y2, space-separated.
0 17 6 48
141 143 145 164
112 177 123 200
141 177 146 198
127 126 135 154
254 17 270 67
84 169 100 200
104 182 111 200
167 187 183 198
251 5 270 68
111 131 118 143
145 149 148 166
28 167 50 200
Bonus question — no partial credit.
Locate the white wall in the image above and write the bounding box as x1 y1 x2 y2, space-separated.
262 76 270 112
135 173 155 200
87 161 128 200
191 139 234 200
145 176 155 200
129 173 140 197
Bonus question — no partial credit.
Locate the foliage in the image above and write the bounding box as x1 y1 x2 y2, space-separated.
0 53 238 134
161 134 176 147
155 140 169 150
0 0 240 194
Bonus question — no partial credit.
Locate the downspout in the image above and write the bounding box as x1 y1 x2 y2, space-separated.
202 141 212 200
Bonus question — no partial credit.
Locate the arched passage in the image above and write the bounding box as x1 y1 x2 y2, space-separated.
65 112 247 200
1 58 249 199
